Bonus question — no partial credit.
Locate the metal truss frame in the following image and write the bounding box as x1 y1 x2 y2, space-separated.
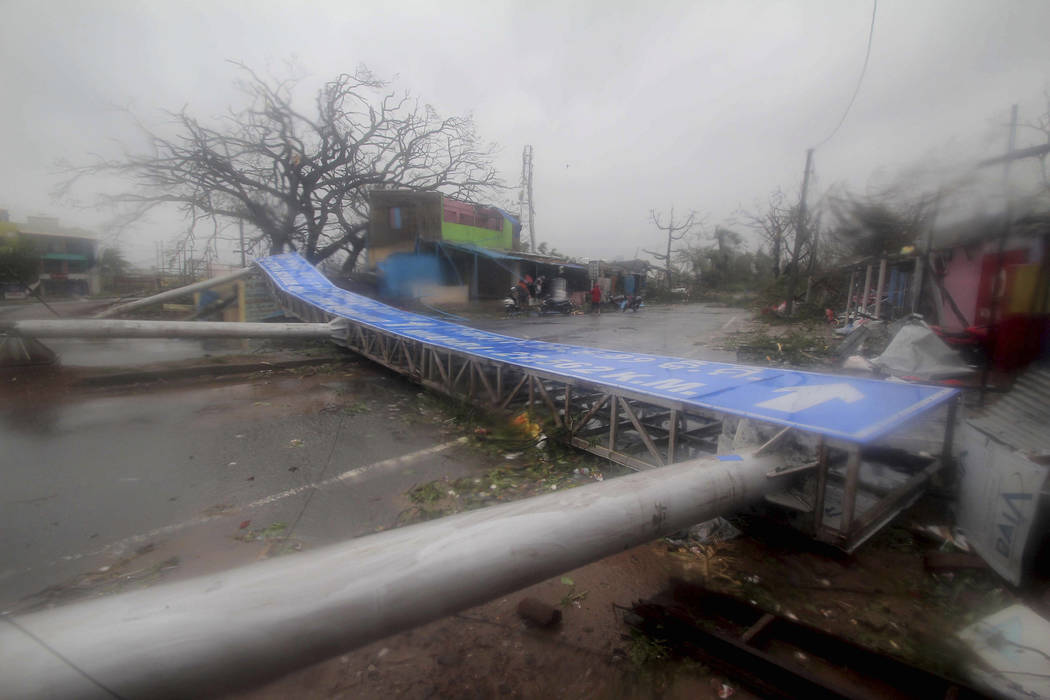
264 276 957 551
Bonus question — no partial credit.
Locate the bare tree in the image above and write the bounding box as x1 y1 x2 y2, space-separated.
645 207 700 290
61 63 501 275
740 190 796 279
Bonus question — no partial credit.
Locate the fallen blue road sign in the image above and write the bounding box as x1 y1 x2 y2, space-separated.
258 253 957 443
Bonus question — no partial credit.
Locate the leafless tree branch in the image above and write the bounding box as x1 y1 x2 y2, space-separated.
59 64 503 272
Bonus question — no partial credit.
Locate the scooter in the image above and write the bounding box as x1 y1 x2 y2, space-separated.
503 286 528 316
611 294 644 312
539 296 576 315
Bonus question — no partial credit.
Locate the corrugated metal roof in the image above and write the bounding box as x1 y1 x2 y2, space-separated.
438 241 587 270
968 365 1050 454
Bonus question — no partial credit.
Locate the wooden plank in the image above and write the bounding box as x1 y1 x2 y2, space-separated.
923 551 987 571
741 613 775 645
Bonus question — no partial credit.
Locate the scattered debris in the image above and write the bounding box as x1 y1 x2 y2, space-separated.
559 576 588 608
872 323 975 379
715 681 736 698
959 604 1050 699
833 322 871 357
912 524 971 552
342 402 370 415
516 597 562 628
841 355 875 372
235 521 288 542
957 413 1050 585
510 413 542 439
923 552 988 572
288 438 304 447
668 518 742 545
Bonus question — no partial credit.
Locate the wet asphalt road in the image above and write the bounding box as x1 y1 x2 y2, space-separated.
472 302 744 362
0 366 488 607
0 302 747 608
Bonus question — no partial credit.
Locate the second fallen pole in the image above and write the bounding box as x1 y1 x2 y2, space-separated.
94 267 255 318
1 319 336 339
0 451 784 699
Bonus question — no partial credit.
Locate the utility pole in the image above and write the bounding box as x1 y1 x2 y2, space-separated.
980 104 1019 405
519 146 536 252
786 148 814 316
238 220 247 268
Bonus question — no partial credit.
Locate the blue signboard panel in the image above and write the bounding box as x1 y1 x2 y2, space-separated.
257 253 957 443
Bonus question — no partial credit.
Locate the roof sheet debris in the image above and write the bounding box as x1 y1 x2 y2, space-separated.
969 365 1050 455
958 604 1050 699
872 324 976 380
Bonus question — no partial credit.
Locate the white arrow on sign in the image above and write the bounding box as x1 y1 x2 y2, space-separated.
755 383 864 413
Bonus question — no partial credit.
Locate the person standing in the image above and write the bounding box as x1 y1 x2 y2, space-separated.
590 282 602 314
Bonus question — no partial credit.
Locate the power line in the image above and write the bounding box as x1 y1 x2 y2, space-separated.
1 615 126 699
285 412 346 543
813 0 878 149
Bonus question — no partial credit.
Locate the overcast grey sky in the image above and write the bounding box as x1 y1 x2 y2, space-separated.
2 0 1049 266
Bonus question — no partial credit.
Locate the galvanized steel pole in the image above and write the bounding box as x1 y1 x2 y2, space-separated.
1 319 336 339
94 267 256 318
0 451 783 699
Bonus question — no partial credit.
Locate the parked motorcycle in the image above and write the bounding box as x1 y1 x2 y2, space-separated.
503 286 529 315
539 296 576 315
611 294 644 312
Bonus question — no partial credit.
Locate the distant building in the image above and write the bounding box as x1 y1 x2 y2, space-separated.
367 190 590 302
367 190 520 266
0 210 100 297
836 210 1049 373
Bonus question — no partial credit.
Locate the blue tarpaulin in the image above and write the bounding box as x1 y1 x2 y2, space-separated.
257 253 956 443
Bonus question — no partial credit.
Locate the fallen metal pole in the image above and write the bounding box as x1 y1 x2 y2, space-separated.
0 451 783 699
1 319 335 339
94 267 255 318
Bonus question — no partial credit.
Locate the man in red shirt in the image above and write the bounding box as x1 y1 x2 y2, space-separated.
590 283 602 314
